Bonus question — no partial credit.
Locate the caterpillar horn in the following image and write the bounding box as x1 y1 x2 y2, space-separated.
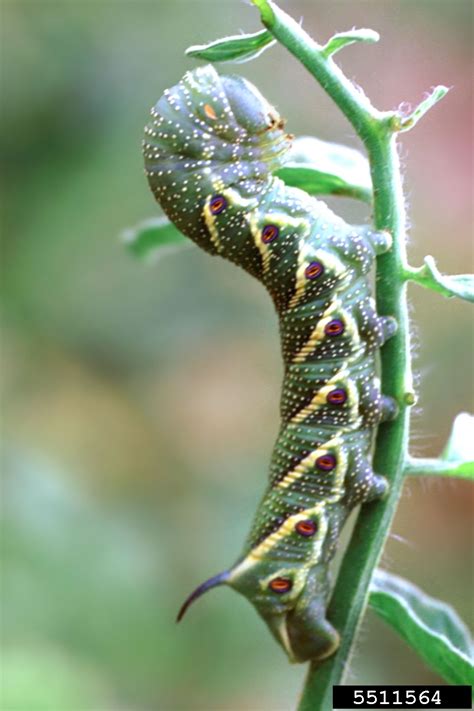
177 571 230 622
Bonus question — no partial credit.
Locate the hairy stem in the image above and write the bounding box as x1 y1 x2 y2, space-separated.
251 2 414 708
405 457 473 479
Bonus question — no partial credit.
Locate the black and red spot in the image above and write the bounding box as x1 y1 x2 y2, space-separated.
210 195 227 215
324 319 345 337
295 519 318 537
327 388 347 405
316 454 337 472
269 577 292 594
305 261 324 280
261 224 279 244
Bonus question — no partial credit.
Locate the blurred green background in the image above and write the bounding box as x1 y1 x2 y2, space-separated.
1 1 472 709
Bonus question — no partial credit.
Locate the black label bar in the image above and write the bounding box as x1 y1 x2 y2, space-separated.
332 685 472 709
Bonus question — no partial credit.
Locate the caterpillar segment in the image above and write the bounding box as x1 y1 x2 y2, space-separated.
144 65 398 663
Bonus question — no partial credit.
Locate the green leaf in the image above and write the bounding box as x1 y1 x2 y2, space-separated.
370 569 474 686
395 86 450 132
423 255 474 302
185 29 275 64
250 0 275 26
445 460 474 479
440 274 474 301
405 413 474 480
276 137 372 203
322 29 380 58
405 255 474 303
443 412 474 462
442 412 474 474
122 217 190 262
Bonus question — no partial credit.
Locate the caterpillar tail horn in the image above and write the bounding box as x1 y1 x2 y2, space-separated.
176 571 230 622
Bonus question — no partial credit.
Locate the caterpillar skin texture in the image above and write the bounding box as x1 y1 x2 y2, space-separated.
143 65 398 664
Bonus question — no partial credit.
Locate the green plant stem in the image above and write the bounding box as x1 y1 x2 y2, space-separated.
253 0 392 136
405 457 473 479
251 3 414 709
299 94 412 711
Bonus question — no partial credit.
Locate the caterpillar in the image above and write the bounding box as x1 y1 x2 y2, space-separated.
143 64 398 663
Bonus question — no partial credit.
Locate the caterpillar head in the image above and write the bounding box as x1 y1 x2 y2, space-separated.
144 65 291 199
177 507 341 663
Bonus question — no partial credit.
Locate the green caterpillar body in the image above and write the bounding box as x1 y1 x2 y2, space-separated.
143 65 397 663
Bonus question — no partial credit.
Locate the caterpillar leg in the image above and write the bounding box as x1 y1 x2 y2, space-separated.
379 315 398 344
357 300 398 350
346 455 389 505
380 394 399 421
331 227 391 274
285 595 340 663
365 472 389 502
359 381 398 426
283 563 340 663
360 226 393 256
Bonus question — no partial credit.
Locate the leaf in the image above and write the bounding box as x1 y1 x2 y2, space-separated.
276 136 372 203
185 29 275 64
396 86 450 132
442 412 474 474
443 412 474 461
444 460 474 479
370 569 474 686
423 256 474 302
405 413 474 480
250 0 275 26
405 256 474 303
322 29 380 58
122 217 190 262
